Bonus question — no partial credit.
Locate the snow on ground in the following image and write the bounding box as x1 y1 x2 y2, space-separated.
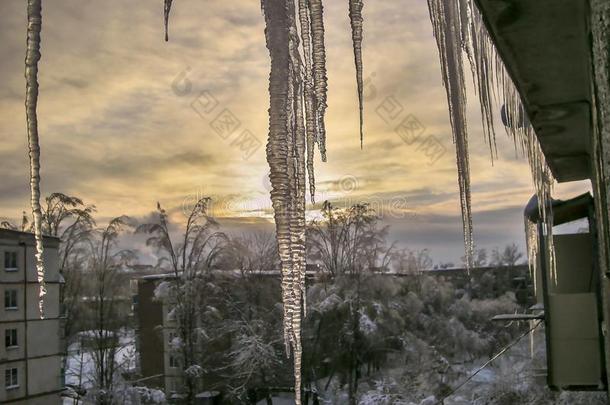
63 329 138 404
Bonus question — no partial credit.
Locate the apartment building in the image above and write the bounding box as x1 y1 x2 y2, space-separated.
135 268 318 400
0 229 63 404
135 273 182 396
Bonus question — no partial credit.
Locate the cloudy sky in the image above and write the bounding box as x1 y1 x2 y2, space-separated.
0 0 589 264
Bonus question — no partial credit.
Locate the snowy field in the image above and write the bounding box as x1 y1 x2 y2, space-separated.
62 329 145 404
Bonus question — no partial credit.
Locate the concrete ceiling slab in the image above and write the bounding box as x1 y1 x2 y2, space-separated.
475 0 593 182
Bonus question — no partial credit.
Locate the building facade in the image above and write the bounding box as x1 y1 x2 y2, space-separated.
135 273 183 398
0 229 63 404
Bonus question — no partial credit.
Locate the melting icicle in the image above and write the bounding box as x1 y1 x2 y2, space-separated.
152 0 360 401
25 0 46 318
428 0 474 270
262 0 308 402
309 0 328 161
298 0 317 202
164 0 173 41
348 0 364 148
262 0 292 353
428 0 557 274
463 4 498 161
524 217 538 296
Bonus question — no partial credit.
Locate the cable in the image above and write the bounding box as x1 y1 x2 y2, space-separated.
436 320 543 404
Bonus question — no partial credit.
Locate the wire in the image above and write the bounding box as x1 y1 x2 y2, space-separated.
436 320 543 404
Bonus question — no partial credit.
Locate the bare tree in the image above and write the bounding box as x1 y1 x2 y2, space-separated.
224 231 279 274
393 248 433 274
491 243 523 267
307 202 393 276
460 246 488 268
80 216 134 405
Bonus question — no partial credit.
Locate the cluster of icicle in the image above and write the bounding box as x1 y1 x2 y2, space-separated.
25 0 46 317
427 0 555 277
261 1 364 402
163 1 364 401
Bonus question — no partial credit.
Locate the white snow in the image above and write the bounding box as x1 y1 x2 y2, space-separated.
358 312 378 336
63 329 137 403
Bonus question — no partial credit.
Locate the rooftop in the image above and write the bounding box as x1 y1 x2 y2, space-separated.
0 227 60 247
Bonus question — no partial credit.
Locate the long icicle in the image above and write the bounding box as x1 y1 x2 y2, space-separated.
288 19 306 404
25 0 46 318
262 0 306 402
464 4 497 162
164 0 173 41
309 0 328 161
428 0 474 270
262 0 293 354
290 0 308 318
348 0 364 148
298 0 318 203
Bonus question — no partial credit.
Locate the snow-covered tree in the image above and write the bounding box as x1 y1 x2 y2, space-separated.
137 198 227 402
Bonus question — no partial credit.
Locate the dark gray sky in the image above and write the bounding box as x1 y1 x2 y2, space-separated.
0 0 590 264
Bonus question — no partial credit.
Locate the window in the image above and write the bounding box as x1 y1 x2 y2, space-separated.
169 354 179 369
4 367 18 389
4 290 17 310
4 329 17 348
4 252 17 272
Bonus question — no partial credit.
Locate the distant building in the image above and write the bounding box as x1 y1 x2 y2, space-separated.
134 270 310 398
0 229 64 404
134 273 170 393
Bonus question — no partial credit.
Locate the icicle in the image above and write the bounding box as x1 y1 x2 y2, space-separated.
428 0 557 274
524 217 538 296
464 5 498 161
289 10 308 321
298 0 318 202
309 0 328 161
262 0 294 352
164 0 173 41
261 0 364 400
262 1 307 402
348 0 364 148
428 0 474 270
25 0 46 318
288 3 307 400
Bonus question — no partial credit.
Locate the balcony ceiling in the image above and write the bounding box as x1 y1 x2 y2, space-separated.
475 0 592 182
